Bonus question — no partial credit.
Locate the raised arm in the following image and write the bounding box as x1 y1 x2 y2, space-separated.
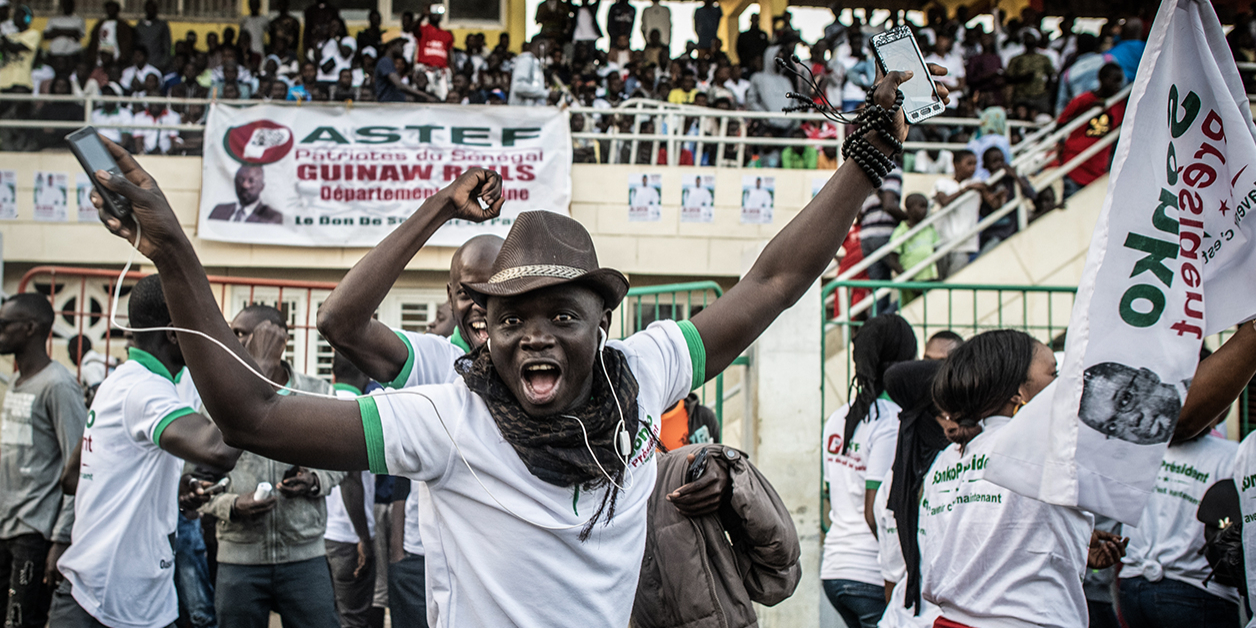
158 413 243 474
690 66 949 380
90 138 502 470
317 169 503 383
1175 320 1256 441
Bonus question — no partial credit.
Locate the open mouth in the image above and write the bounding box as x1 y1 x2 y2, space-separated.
468 320 488 345
521 362 562 406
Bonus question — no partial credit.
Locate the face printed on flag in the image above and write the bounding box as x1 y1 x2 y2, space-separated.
1078 363 1181 445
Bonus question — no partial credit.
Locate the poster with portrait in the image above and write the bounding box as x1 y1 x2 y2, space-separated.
628 173 662 222
33 172 67 222
76 174 99 222
680 174 715 223
0 170 16 220
740 175 774 224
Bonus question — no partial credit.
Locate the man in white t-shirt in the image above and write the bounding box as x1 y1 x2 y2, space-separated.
325 354 378 628
630 175 660 208
50 275 241 628
43 0 84 62
744 177 772 209
682 176 712 209
923 34 965 110
88 73 924 627
119 46 161 95
91 86 132 145
930 149 982 279
1119 430 1239 626
131 101 180 155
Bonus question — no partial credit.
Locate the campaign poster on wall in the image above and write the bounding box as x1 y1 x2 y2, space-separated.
76 174 98 222
198 103 573 247
741 175 774 224
0 171 16 220
33 172 67 222
628 173 662 222
681 174 715 223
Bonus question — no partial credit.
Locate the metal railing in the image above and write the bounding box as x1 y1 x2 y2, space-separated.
19 265 339 379
615 280 749 426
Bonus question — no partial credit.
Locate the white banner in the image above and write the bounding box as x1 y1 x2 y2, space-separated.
985 0 1256 524
198 104 572 247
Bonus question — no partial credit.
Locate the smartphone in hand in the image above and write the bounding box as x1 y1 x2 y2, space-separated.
64 127 132 222
869 25 945 124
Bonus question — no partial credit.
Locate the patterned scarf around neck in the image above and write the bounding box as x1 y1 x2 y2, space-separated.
455 344 642 539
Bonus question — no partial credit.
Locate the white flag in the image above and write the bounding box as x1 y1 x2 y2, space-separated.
984 0 1256 524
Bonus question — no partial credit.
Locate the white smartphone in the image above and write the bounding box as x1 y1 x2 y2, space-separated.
869 26 945 124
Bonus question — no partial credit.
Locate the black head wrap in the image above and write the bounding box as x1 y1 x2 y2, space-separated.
884 359 949 616
843 314 917 454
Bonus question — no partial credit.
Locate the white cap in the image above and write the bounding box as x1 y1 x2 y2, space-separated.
340 36 356 51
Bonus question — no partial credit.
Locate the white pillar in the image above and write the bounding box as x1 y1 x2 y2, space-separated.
748 276 822 628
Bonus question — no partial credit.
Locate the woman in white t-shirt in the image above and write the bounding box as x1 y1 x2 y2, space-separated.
821 314 918 628
921 330 1122 628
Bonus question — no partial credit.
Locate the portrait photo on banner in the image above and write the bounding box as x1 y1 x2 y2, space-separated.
741 175 774 224
681 174 715 223
629 173 662 222
0 170 16 220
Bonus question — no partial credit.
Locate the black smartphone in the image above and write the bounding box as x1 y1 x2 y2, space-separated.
686 448 709 484
64 126 132 222
869 25 945 124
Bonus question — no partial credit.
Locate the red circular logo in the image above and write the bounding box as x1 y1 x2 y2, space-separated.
224 120 294 165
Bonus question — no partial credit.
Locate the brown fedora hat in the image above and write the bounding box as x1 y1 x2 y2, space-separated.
464 211 629 309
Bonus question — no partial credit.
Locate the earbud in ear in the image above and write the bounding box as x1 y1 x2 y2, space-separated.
598 328 607 351
486 337 492 351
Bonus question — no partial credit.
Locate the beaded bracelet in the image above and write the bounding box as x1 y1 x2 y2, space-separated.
841 89 905 187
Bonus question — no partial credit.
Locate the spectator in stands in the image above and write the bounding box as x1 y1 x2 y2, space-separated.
35 76 83 147
572 0 601 46
965 107 1012 181
269 0 301 56
1055 34 1108 115
375 33 431 103
0 5 38 151
643 29 667 67
641 0 671 48
134 1 171 73
121 46 161 94
355 10 382 57
887 193 940 293
747 46 796 164
288 61 321 101
240 0 267 57
536 0 571 45
835 30 875 111
737 13 769 75
1107 18 1145 83
966 32 1004 108
417 9 454 97
331 68 356 101
132 100 182 155
694 0 722 52
1004 29 1054 114
302 0 340 59
1058 63 1126 200
43 0 84 68
607 0 634 46
782 129 817 169
667 71 698 104
931 150 983 279
925 33 965 110
92 85 132 144
509 37 550 106
858 167 904 312
87 1 131 64
975 146 1036 251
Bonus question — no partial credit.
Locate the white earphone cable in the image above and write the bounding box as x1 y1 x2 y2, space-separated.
110 223 635 532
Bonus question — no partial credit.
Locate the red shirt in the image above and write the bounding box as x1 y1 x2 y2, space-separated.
1058 91 1126 186
416 23 453 68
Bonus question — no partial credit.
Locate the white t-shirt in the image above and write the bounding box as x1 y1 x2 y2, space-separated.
1121 435 1238 602
875 472 940 628
1237 432 1256 627
744 187 772 210
119 63 161 92
820 397 900 585
403 479 429 556
630 185 659 207
923 50 965 108
358 320 702 628
920 416 1093 628
44 15 85 56
930 177 981 254
132 109 181 154
315 38 352 83
92 107 132 144
683 186 712 208
58 349 199 628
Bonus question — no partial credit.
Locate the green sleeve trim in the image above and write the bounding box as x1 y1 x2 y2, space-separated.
450 326 471 353
866 480 882 491
152 407 197 447
387 330 417 390
358 396 389 475
677 320 706 391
